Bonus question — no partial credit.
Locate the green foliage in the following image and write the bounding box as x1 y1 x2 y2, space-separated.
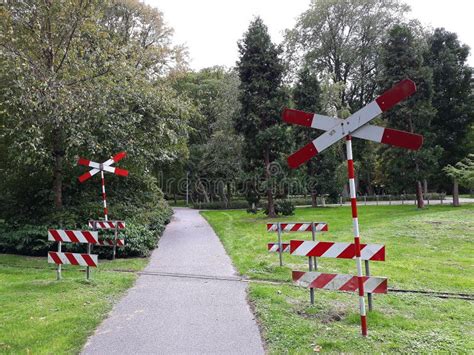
425 28 474 188
376 24 442 193
444 154 474 189
275 199 295 216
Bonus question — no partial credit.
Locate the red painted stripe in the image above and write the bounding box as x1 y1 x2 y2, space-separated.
117 222 125 229
347 160 355 178
104 208 108 215
308 241 333 257
64 253 79 265
290 240 305 254
339 276 359 292
319 223 328 231
49 252 63 265
354 237 362 258
375 79 416 112
65 230 80 243
77 157 91 167
83 231 97 244
82 254 97 267
114 168 129 177
116 239 124 246
351 198 358 218
78 171 92 183
288 143 318 169
357 276 365 296
381 128 423 151
337 244 357 259
49 229 62 242
292 271 306 282
370 246 385 261
290 223 302 231
311 273 337 289
361 315 368 336
372 279 388 294
113 151 127 162
281 108 313 127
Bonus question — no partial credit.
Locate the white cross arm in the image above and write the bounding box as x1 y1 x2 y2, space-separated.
282 109 423 150
286 79 417 169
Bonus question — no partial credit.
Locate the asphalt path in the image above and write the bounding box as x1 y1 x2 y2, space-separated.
82 208 264 355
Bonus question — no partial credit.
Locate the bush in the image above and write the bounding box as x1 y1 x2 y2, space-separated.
192 200 250 210
276 199 295 216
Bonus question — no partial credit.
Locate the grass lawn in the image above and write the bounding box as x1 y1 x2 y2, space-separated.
0 254 148 354
202 204 474 353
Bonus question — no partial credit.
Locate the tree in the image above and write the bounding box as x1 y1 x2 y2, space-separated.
285 0 408 110
376 24 441 208
235 17 288 217
444 154 474 207
0 1 191 222
292 64 339 205
424 28 474 198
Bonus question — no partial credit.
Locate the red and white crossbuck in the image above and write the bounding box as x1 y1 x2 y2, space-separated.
284 79 423 336
77 151 129 221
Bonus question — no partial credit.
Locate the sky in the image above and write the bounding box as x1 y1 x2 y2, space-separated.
144 0 474 70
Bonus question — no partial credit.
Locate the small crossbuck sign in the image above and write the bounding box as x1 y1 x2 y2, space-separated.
77 151 129 182
283 79 423 168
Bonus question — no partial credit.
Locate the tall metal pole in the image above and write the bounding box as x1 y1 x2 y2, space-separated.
57 241 62 280
101 170 108 221
346 136 368 337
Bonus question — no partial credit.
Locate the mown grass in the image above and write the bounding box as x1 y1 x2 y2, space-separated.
202 204 474 353
0 254 148 354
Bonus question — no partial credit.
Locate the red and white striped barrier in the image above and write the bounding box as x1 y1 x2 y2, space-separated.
290 240 385 261
267 242 290 253
48 252 98 267
285 79 421 336
97 239 125 246
267 222 328 232
292 271 387 294
48 229 98 244
88 220 126 229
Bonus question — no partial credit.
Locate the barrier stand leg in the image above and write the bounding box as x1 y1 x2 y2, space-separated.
308 255 314 304
277 223 283 267
86 243 91 280
311 222 318 270
113 225 117 260
365 260 373 311
346 136 368 337
57 241 62 280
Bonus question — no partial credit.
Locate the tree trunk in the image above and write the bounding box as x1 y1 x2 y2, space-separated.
416 180 424 209
264 148 276 217
226 182 232 204
423 179 428 195
452 179 460 207
53 149 64 209
311 192 318 207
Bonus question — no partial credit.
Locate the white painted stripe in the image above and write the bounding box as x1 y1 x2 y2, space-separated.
353 124 384 142
321 243 348 258
346 139 353 160
353 218 359 237
315 223 326 231
293 241 316 256
364 277 384 293
359 296 367 316
283 224 295 231
360 244 383 260
325 274 352 290
349 179 356 198
298 223 311 231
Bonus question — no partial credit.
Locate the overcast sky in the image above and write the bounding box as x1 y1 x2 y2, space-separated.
144 0 474 70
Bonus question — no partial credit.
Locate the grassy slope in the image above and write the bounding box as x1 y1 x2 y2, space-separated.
202 205 474 353
0 254 148 354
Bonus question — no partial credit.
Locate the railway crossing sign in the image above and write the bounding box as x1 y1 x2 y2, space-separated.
283 79 423 337
283 79 423 169
77 151 129 221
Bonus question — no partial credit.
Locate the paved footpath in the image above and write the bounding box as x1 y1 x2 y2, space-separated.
82 208 264 355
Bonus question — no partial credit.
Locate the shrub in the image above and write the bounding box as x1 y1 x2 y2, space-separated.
276 199 295 216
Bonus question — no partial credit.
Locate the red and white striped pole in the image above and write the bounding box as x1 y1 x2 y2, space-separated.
346 135 367 336
101 170 108 221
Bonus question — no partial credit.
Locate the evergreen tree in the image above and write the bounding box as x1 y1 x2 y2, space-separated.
292 64 338 205
235 17 288 217
377 25 441 208
425 28 474 194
